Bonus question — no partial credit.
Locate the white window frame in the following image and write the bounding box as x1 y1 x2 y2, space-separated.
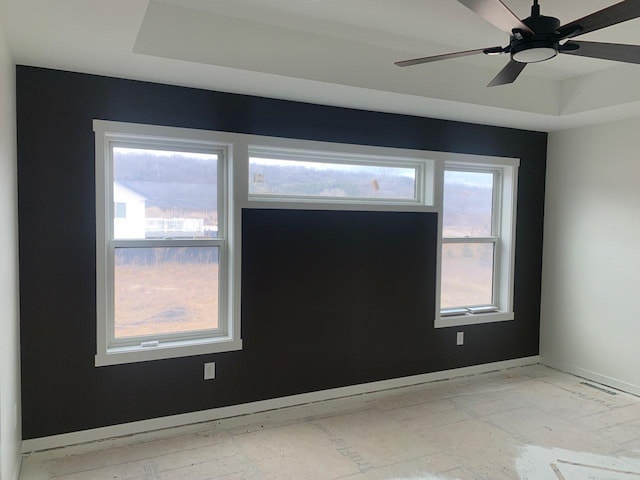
95 121 520 364
248 146 430 206
244 141 519 328
94 120 242 366
435 157 519 328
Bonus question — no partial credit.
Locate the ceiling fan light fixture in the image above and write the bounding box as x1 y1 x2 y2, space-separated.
512 46 557 63
395 0 640 86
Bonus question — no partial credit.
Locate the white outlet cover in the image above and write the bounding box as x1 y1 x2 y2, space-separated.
204 362 216 380
456 332 464 345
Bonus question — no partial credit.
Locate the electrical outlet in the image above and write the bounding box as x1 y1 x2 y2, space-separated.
456 331 464 346
204 362 216 380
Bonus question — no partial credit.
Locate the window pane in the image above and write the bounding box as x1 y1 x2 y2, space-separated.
114 247 219 339
113 147 219 239
249 156 417 200
443 170 494 237
441 243 494 309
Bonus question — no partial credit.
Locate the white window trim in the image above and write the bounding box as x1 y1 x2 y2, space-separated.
435 156 519 328
94 120 242 366
94 121 520 364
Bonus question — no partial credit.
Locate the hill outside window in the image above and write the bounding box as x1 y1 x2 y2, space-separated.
94 121 240 366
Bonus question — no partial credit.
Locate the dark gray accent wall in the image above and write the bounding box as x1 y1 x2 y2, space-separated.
17 66 546 440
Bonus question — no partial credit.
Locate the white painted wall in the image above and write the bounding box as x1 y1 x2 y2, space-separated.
0 25 21 480
541 117 640 395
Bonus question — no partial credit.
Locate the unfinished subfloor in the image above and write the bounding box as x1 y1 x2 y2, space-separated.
20 365 640 479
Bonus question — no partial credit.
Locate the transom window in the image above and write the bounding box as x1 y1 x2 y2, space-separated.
248 147 427 205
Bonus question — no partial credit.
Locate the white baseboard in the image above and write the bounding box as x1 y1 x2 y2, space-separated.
22 356 539 453
540 357 640 397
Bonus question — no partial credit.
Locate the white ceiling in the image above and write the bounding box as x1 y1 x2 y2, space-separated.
2 0 640 131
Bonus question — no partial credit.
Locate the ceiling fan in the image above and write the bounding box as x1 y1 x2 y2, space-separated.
395 0 640 86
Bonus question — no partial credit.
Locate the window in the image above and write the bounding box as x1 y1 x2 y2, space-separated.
245 143 516 328
436 159 519 327
96 122 517 356
248 146 429 205
441 169 497 310
114 202 127 218
94 121 241 366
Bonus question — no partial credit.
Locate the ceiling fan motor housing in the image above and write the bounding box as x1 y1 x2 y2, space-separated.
511 15 561 63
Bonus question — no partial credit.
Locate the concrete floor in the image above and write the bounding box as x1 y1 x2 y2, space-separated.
20 365 640 479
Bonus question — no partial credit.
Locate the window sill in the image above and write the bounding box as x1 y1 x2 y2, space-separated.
434 311 514 329
95 337 242 366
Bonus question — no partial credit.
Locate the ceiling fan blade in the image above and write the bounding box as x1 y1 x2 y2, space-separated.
557 0 640 39
487 60 526 87
560 40 640 64
395 47 499 67
457 0 534 35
